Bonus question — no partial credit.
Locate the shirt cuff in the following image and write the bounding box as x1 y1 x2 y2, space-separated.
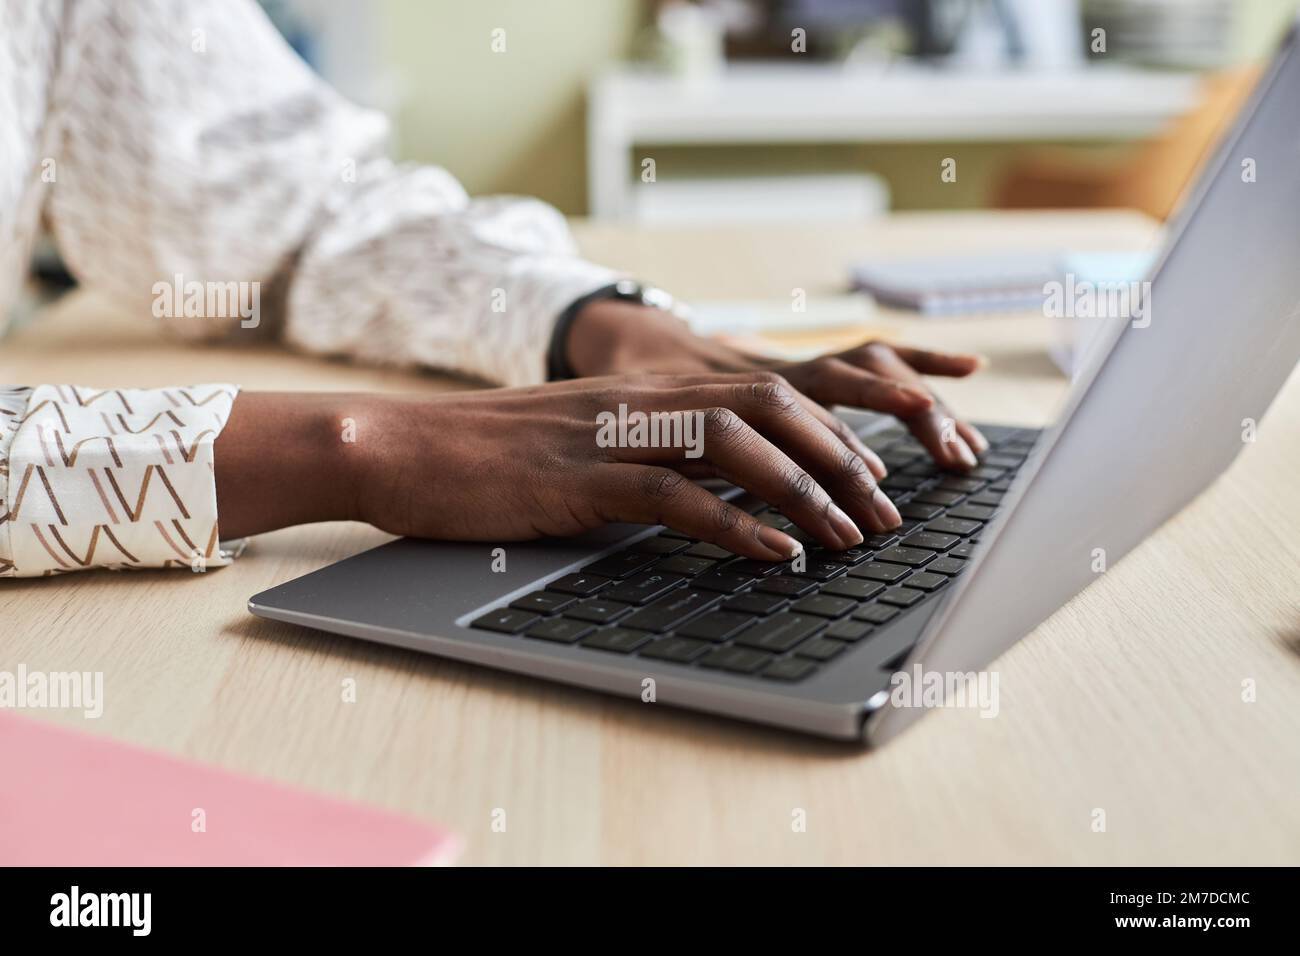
485 258 620 388
0 384 239 578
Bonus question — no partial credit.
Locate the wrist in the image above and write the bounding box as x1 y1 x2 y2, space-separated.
564 299 709 377
214 392 368 537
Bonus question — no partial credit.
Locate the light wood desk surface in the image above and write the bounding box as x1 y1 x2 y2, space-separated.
4 211 1298 865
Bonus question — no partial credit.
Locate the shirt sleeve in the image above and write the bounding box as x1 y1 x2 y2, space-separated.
42 0 618 388
0 384 238 578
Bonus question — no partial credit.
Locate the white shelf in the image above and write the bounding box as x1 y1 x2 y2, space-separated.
587 62 1203 219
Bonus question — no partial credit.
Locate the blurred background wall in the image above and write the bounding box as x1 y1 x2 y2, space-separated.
271 0 1300 217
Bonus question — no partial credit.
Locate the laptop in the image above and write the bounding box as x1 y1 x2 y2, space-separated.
250 26 1300 745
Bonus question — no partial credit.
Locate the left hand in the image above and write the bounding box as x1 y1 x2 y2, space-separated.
565 300 989 472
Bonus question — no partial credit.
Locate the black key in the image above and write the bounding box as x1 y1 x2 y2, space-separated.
813 545 873 566
510 591 575 615
887 440 926 457
700 645 772 674
790 559 847 581
967 491 1004 507
629 536 690 556
565 598 632 624
950 542 976 559
640 636 711 663
583 551 658 579
735 613 825 653
848 561 911 583
988 480 1014 493
791 594 855 619
947 504 997 521
927 557 968 575
657 528 692 540
795 637 846 661
925 517 981 537
692 570 753 594
911 489 965 507
725 559 784 578
873 546 936 567
879 586 926 607
880 450 920 470
579 632 650 655
755 575 818 597
525 617 594 644
898 502 944 521
762 657 818 681
621 589 720 632
902 571 948 592
881 474 926 492
722 592 789 616
547 573 611 596
755 511 794 530
471 608 539 635
895 519 922 535
901 461 940 477
983 454 1024 469
969 465 1007 480
937 476 984 494
853 603 899 625
862 533 900 550
604 574 684 611
654 555 716 576
901 531 959 552
818 577 884 601
676 610 756 642
603 571 685 605
686 542 735 560
825 619 873 641
582 627 653 654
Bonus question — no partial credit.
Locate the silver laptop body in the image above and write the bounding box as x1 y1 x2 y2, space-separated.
251 26 1300 744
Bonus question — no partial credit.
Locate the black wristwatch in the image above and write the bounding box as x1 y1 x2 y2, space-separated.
546 280 678 381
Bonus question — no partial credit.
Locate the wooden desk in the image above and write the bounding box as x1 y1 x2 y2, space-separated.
4 211 1298 865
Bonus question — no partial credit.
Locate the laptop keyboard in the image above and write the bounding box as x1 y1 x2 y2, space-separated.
470 424 1041 683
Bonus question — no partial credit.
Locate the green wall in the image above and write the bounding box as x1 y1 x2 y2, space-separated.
379 0 1299 215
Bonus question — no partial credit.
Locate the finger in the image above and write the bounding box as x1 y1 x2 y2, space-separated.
608 406 866 549
888 345 985 377
596 464 802 561
908 406 978 471
789 390 888 480
693 381 901 534
956 419 989 457
784 357 935 419
616 370 891 482
854 348 979 471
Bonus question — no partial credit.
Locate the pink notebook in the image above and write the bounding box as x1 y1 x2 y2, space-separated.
0 712 460 866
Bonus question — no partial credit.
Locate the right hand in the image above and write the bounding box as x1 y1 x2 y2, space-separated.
343 371 905 561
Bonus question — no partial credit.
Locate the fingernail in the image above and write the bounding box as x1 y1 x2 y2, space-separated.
955 439 978 469
872 488 901 529
827 502 863 548
758 524 803 560
967 427 989 455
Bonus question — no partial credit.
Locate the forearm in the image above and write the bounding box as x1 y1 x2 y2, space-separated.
213 392 370 539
